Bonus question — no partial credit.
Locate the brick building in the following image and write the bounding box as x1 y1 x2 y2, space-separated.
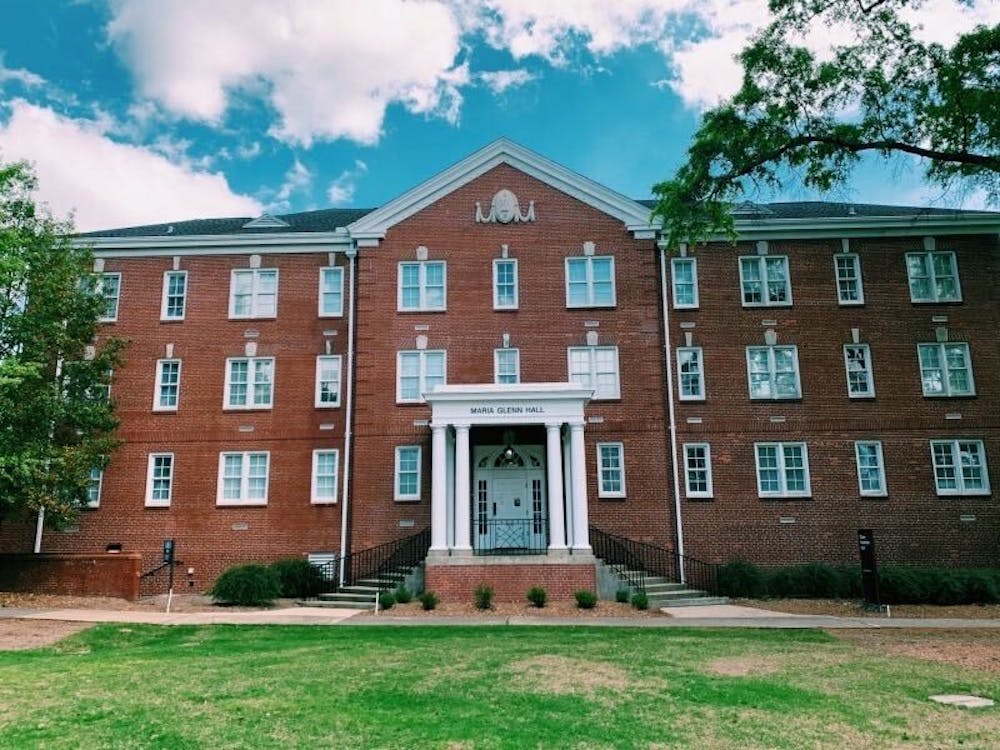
2 139 997 595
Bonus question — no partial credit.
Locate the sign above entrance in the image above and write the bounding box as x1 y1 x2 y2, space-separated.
426 382 592 427
469 404 545 416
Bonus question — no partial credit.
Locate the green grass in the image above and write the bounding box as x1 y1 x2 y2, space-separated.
0 625 997 749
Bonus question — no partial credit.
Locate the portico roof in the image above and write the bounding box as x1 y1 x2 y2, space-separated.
424 382 593 427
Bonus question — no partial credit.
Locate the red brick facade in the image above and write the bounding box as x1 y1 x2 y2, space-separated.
425 561 596 603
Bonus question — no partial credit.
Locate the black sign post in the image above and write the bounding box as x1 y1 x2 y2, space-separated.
163 539 177 612
857 529 880 609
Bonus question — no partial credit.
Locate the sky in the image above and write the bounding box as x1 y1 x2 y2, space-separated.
0 0 995 232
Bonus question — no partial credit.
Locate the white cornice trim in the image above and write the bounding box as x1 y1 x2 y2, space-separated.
726 214 1000 241
75 231 353 256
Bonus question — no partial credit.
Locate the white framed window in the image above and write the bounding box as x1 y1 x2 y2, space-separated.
930 439 990 496
739 256 791 306
565 256 615 307
145 453 174 507
597 442 626 498
834 254 864 305
229 268 278 318
755 442 811 497
318 267 344 317
567 346 620 400
918 343 974 397
746 345 801 400
85 467 103 508
153 359 182 411
854 441 886 496
671 257 699 309
315 355 342 408
493 259 518 310
683 443 713 498
311 449 339 504
906 251 961 303
398 261 446 311
98 273 121 322
394 446 421 501
494 348 520 385
217 451 270 505
676 347 705 401
397 350 446 403
225 357 274 409
843 344 875 398
160 270 187 321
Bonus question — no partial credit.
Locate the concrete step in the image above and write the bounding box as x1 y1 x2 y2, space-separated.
656 596 730 608
647 588 711 601
298 599 373 610
317 591 376 603
643 582 688 593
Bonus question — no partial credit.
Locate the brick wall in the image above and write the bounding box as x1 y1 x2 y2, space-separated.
425 561 596 602
0 553 141 600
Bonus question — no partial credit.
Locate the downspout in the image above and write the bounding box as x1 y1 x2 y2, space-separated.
338 246 358 587
34 356 63 554
658 240 686 582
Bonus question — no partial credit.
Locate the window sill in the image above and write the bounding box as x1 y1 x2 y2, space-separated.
144 503 171 509
227 316 278 321
216 500 268 507
397 308 447 314
223 407 274 412
159 318 185 324
936 492 991 498
314 404 342 410
152 408 179 413
740 302 792 309
311 499 338 505
922 393 976 399
759 495 812 500
910 299 963 305
859 493 887 499
394 497 421 503
685 495 714 501
318 313 345 319
598 494 627 501
566 304 617 310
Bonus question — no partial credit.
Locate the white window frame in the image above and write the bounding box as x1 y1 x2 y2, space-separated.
833 253 864 305
145 453 174 507
597 442 626 498
224 357 275 410
98 272 121 322
153 358 182 411
676 346 705 401
843 344 875 399
906 251 962 303
85 467 103 509
930 439 990 496
311 449 340 504
854 441 887 497
228 268 278 319
565 256 616 308
683 443 713 499
216 451 270 506
397 261 447 312
917 342 975 397
318 266 345 318
754 442 812 498
745 345 801 400
394 445 422 502
494 348 520 385
567 346 621 400
492 258 519 310
314 355 343 408
739 256 792 307
671 257 699 309
160 270 188 321
396 350 447 404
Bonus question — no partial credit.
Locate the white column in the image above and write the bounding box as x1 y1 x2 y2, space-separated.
453 425 472 552
569 422 592 553
430 423 448 552
562 430 574 547
545 423 567 550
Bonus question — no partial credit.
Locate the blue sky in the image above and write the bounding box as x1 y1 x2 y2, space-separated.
0 1 993 231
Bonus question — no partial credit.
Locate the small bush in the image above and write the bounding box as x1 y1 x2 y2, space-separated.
419 591 439 611
210 564 281 606
718 559 766 598
963 570 1000 604
526 586 547 608
474 584 494 610
270 558 325 598
394 585 412 604
378 591 395 610
574 590 597 609
615 588 630 604
631 592 649 610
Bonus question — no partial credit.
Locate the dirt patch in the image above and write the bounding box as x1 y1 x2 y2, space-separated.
0 619 92 651
506 654 630 696
362 599 665 618
832 628 1000 672
738 598 1000 620
707 656 783 676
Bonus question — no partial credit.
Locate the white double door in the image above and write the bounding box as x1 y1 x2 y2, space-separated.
473 469 547 551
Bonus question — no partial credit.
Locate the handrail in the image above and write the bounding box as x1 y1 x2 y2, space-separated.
315 527 431 593
589 526 719 595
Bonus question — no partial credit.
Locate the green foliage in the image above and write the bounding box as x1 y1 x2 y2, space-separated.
473 584 494 610
764 562 851 599
651 0 1000 248
718 560 767 599
210 564 281 606
574 590 597 609
615 588 630 604
631 592 649 611
378 591 395 610
394 585 412 604
526 586 547 608
269 558 325 598
0 160 123 523
419 591 439 611
879 567 1000 605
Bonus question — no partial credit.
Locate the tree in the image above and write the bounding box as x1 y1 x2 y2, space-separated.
0 160 122 525
652 0 1000 247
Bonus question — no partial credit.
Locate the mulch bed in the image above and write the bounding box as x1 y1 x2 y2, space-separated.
737 598 1000 620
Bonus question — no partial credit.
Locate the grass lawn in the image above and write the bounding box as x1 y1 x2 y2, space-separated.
0 625 997 749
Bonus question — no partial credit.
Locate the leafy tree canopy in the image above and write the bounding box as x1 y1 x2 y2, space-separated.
0 160 122 524
652 0 1000 247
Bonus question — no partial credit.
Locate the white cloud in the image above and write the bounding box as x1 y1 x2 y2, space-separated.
326 160 369 206
236 142 262 160
0 100 261 231
0 57 46 88
478 69 536 94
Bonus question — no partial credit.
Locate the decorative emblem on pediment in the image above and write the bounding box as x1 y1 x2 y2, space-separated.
475 189 535 224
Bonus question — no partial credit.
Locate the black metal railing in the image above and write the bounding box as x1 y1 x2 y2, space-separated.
139 561 172 599
473 518 548 556
314 527 431 592
589 526 720 595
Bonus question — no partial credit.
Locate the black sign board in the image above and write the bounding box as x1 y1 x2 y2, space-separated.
162 538 176 564
857 529 880 606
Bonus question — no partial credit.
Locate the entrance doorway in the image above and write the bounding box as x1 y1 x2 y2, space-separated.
472 443 547 554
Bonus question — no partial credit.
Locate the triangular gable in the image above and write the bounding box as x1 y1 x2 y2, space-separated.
242 213 290 229
347 138 655 246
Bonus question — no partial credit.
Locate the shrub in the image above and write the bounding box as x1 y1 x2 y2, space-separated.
631 592 649 610
575 590 597 609
526 586 547 608
378 591 395 610
474 584 494 610
963 570 1000 604
718 559 766 598
419 591 439 611
615 588 630 604
210 564 281 606
270 558 325 598
394 585 412 604
878 567 931 604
